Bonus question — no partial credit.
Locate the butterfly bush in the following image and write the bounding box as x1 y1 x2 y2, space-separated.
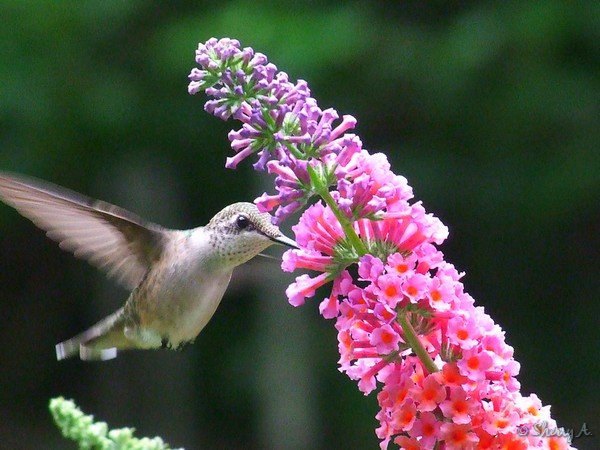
189 38 575 450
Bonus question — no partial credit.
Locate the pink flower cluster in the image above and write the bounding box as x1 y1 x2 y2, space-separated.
283 203 572 449
189 38 575 450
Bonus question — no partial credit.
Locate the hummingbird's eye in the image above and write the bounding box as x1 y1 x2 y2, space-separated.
236 215 251 230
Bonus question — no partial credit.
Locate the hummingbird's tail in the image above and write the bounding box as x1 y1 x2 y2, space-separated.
55 307 132 361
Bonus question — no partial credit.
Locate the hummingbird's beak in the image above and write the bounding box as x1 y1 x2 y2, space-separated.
271 234 299 249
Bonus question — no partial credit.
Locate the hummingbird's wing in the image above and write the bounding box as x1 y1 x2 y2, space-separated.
0 172 167 290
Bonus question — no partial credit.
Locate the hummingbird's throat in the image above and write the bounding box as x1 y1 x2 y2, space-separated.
213 233 273 267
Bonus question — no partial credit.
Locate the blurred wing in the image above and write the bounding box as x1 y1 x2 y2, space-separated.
0 172 168 290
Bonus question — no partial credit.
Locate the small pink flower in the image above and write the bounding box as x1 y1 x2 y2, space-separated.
514 393 550 421
282 248 332 273
447 315 481 350
373 302 396 324
457 348 494 382
375 412 393 450
378 367 415 409
285 273 329 306
358 254 385 280
319 291 338 319
497 434 529 450
543 436 571 450
486 359 521 392
439 387 476 424
385 252 417 278
426 274 455 311
375 274 404 308
412 374 446 412
480 399 520 435
318 271 352 319
393 435 420 450
439 422 479 449
408 411 440 449
391 399 417 432
436 362 468 387
401 273 428 302
370 324 401 354
346 358 387 395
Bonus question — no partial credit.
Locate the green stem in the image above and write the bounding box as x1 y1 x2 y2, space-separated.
397 312 439 374
319 188 369 256
283 141 305 160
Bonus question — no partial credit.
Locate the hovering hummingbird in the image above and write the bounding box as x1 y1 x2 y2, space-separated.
0 172 297 361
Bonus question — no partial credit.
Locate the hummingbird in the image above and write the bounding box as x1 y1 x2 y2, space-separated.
0 172 297 361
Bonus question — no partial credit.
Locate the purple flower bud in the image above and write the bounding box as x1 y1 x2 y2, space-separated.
240 47 254 63
188 68 206 82
188 82 202 95
225 146 255 169
250 52 267 66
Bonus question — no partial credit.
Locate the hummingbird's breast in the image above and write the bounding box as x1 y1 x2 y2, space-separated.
130 230 233 347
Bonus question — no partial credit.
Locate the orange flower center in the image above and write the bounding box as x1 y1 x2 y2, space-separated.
399 410 414 426
381 309 394 321
423 388 435 401
450 428 467 443
504 437 529 450
457 329 469 340
495 418 509 429
453 400 468 414
547 437 565 450
384 286 397 297
444 372 458 384
467 356 480 370
381 331 394 344
423 422 435 436
394 388 408 405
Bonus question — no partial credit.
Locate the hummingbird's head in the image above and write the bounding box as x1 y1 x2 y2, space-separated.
207 202 297 266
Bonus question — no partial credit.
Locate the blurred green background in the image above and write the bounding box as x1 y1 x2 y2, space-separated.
0 1 598 449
